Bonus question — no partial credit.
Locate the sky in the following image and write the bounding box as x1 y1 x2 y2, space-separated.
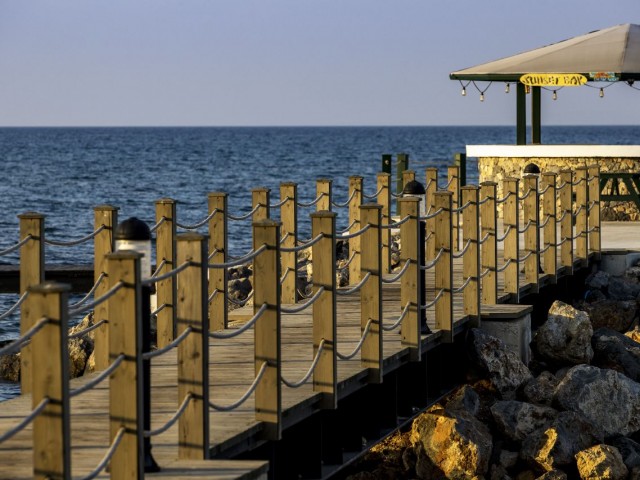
0 0 639 127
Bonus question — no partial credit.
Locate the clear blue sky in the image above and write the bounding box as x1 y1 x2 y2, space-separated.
1 0 638 126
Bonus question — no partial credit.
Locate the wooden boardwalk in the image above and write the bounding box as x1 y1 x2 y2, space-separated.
0 251 588 479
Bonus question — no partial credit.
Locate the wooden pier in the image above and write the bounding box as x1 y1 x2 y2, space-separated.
0 163 603 479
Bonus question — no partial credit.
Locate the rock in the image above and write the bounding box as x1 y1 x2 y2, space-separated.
609 436 640 471
628 326 640 343
521 371 559 406
490 463 513 480
586 271 610 290
490 400 559 443
554 364 640 437
516 471 537 480
228 277 252 302
533 301 594 366
500 449 520 469
67 338 92 378
445 384 480 417
592 328 640 382
608 276 640 301
578 299 637 332
520 411 601 472
575 444 628 480
467 328 533 397
535 471 567 480
410 404 492 479
0 351 20 382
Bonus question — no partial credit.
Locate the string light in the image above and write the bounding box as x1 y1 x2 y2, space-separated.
599 88 604 98
504 83 510 94
480 92 484 102
553 90 557 100
459 80 470 97
462 86 467 96
525 85 531 94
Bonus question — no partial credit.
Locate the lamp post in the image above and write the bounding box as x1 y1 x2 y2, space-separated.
114 217 160 473
402 180 431 334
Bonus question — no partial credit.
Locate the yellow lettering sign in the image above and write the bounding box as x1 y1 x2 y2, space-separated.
519 73 587 87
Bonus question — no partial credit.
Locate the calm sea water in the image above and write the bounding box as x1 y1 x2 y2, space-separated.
1 125 639 400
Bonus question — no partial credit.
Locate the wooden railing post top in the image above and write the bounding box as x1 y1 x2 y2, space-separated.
155 198 177 205
349 176 364 183
280 181 297 188
576 166 588 171
377 172 391 179
397 196 420 205
426 167 438 173
434 190 453 198
542 172 557 178
107 250 143 261
177 232 208 242
28 281 71 295
310 211 337 219
460 185 480 191
317 178 333 184
18 212 44 220
360 203 382 211
252 219 282 228
560 168 573 174
252 187 271 193
523 174 539 180
503 177 520 183
93 205 119 212
208 192 228 199
480 181 498 187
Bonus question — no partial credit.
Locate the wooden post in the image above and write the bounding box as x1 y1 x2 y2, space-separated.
377 172 392 274
425 168 438 261
447 165 460 251
155 198 177 348
588 165 601 259
280 182 298 304
176 233 210 459
402 169 415 188
360 204 383 382
480 182 498 304
253 219 282 440
93 206 118 371
523 174 540 292
252 187 270 222
316 179 332 212
434 192 453 343
18 212 44 395
311 212 337 408
398 197 422 360
502 178 520 302
396 153 409 195
29 282 70 480
542 173 558 283
461 187 480 326
560 170 574 273
107 251 143 480
348 176 363 284
575 167 588 268
208 193 228 331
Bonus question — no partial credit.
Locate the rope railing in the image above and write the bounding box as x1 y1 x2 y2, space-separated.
478 195 493 205
336 250 357 272
480 267 492 279
557 210 571 222
452 239 473 259
518 188 535 201
574 204 586 216
149 260 168 279
149 216 166 233
0 316 49 356
142 261 191 286
538 184 552 195
69 273 106 309
518 251 535 263
478 231 492 245
556 181 570 190
0 235 33 256
68 281 125 317
496 225 513 243
269 196 291 209
207 289 220 304
495 191 513 205
587 200 598 212
176 209 218 230
209 303 267 339
422 288 445 310
279 232 290 245
44 225 105 247
539 215 553 228
209 361 268 411
78 427 126 480
573 176 587 185
336 318 373 360
281 339 326 388
0 397 50 443
209 244 267 269
227 290 254 307
338 219 358 235
280 233 323 253
144 393 193 437
381 259 411 283
336 272 372 295
517 221 533 235
69 354 125 398
422 248 445 271
207 248 219 261
227 204 262 221
496 258 514 273
390 191 403 198
452 276 473 294
68 319 107 340
331 189 357 208
380 215 410 229
0 291 28 321
362 186 384 200
337 223 371 240
297 193 326 208
280 287 325 314
419 207 444 221
442 177 455 189
381 302 410 332
151 303 168 316
142 327 193 360
280 267 294 285
451 200 472 214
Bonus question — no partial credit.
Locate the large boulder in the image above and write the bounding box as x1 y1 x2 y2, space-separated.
0 350 20 382
609 436 640 472
592 327 640 382
578 299 637 332
574 444 628 480
554 365 640 437
410 404 492 479
521 371 559 406
490 400 559 443
520 411 601 472
533 301 593 366
467 328 533 397
608 276 640 301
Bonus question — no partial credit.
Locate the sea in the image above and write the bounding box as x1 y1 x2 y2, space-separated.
1 125 639 401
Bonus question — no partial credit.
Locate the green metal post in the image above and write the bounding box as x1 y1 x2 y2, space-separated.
517 83 527 145
454 152 467 187
382 154 392 175
532 86 541 144
396 153 409 195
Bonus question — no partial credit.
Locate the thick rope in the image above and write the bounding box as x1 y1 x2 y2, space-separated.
0 316 49 356
331 189 357 208
281 287 325 314
68 319 107 340
44 225 106 247
336 272 372 296
209 361 268 411
68 281 125 317
0 397 49 443
281 339 326 388
77 427 126 480
381 303 411 332
142 327 193 360
209 303 267 339
0 291 28 321
69 273 106 309
227 204 262 221
381 260 411 283
336 318 373 360
0 235 33 256
69 354 125 398
209 244 267 269
144 393 193 437
176 209 218 230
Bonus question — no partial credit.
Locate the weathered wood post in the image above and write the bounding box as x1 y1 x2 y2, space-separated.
107 250 143 479
252 187 270 222
93 206 118 371
29 282 70 480
253 219 282 440
398 197 422 360
280 182 298 304
402 169 416 188
575 167 589 268
208 193 228 331
348 176 363 284
447 165 460 251
396 153 409 196
155 198 177 348
311 212 337 408
425 168 438 261
480 182 498 304
502 178 520 302
176 233 210 459
377 172 392 274
588 165 601 260
523 174 540 292
316 179 332 212
18 212 44 395
560 170 574 273
461 186 480 326
360 204 383 382
434 192 453 343
542 173 558 283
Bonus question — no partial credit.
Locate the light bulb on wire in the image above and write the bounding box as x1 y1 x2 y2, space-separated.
461 87 466 96
599 88 604 98
553 90 557 101
505 83 510 94
480 92 484 102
